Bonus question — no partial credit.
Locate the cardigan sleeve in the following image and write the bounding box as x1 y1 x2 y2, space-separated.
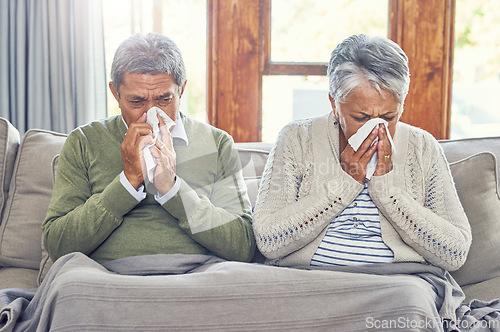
369 132 472 271
252 122 364 260
42 129 141 261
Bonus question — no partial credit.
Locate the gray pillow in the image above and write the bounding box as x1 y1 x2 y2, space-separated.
237 146 270 208
38 154 59 285
0 130 67 269
0 118 20 220
449 152 500 287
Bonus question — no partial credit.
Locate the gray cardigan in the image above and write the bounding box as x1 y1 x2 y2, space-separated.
253 112 471 271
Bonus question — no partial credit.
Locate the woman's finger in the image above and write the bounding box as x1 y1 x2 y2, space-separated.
355 126 379 157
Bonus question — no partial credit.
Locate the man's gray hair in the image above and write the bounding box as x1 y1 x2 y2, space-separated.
327 34 410 107
110 33 187 95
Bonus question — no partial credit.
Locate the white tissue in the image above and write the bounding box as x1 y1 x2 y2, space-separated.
347 118 395 180
143 107 175 183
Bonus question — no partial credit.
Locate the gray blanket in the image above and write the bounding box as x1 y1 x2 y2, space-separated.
1 252 499 331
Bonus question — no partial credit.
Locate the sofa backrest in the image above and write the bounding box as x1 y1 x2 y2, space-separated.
440 136 500 194
0 116 499 291
0 129 67 269
235 142 273 208
0 119 20 220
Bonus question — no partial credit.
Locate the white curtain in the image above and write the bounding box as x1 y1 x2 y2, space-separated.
0 0 106 134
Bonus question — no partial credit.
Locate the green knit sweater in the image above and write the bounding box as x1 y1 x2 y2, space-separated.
42 114 255 263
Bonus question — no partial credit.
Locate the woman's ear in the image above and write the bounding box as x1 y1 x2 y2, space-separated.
329 94 339 118
397 103 404 120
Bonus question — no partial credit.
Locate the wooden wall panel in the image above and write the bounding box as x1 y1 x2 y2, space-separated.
389 0 455 139
207 0 262 142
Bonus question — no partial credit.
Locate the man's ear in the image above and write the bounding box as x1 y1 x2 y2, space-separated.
179 81 187 98
109 82 120 102
329 94 339 118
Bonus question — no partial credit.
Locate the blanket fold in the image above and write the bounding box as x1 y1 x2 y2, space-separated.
1 252 499 331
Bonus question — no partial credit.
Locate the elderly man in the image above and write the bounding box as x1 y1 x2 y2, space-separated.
42 33 255 263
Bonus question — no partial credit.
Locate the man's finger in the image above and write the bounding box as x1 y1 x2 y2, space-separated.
138 133 155 151
157 115 174 150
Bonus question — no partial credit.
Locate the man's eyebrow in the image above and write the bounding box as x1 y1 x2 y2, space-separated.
127 95 146 101
156 93 174 99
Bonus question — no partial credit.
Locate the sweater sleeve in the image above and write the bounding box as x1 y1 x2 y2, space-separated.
162 133 255 262
369 133 472 271
253 122 364 260
42 130 141 261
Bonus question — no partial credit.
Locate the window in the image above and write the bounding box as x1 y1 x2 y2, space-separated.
451 0 500 138
261 0 390 142
270 0 389 63
102 0 207 122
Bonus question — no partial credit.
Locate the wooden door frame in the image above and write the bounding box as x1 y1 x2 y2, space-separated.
389 0 455 139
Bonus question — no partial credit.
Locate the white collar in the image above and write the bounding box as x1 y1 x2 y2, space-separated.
171 112 189 146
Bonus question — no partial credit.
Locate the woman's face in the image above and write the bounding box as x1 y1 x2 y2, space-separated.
331 84 402 140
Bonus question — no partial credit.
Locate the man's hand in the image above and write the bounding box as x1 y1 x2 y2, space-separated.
340 126 379 184
149 114 176 195
373 124 393 176
121 112 153 189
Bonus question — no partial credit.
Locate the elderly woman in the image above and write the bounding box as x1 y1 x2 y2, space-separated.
253 34 471 272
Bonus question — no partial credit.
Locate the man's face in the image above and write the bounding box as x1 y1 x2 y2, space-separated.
110 72 185 127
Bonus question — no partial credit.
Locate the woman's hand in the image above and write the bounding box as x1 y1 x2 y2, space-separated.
373 124 393 176
340 126 379 184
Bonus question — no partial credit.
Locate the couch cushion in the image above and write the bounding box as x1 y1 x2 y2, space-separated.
449 152 500 290
0 129 67 269
37 155 59 285
0 118 20 218
38 236 53 285
0 267 39 289
235 143 272 209
461 276 500 303
441 136 500 193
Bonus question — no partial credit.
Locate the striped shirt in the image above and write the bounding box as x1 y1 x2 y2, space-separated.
311 181 394 266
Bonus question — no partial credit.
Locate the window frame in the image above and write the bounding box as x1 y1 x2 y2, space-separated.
208 0 455 142
261 0 327 77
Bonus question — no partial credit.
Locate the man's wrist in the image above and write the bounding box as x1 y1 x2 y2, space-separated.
125 172 143 190
119 171 146 201
155 176 182 205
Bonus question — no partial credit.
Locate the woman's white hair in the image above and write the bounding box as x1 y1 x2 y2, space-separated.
327 34 410 110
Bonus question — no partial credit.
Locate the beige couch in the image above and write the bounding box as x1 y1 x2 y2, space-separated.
0 117 499 303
